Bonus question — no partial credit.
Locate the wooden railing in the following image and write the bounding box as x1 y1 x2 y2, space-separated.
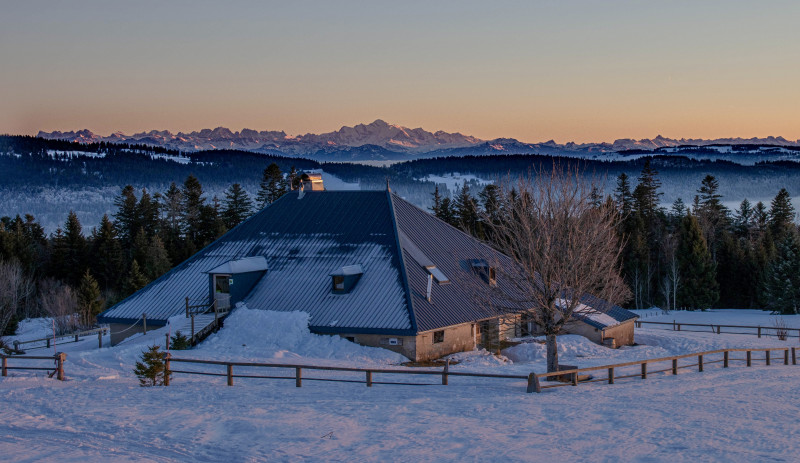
164 355 528 389
13 327 108 351
635 320 800 339
528 346 798 393
0 353 67 380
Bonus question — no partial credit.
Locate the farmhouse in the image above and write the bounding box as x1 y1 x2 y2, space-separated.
98 187 637 361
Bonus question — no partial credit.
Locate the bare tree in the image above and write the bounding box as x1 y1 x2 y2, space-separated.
38 278 79 335
479 166 630 373
0 260 35 335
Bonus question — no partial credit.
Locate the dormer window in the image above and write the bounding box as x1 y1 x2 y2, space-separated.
330 264 363 294
470 259 497 286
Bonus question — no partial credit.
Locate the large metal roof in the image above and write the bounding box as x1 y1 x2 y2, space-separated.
98 189 635 335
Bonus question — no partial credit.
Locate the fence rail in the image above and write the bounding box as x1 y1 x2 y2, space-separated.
13 327 108 351
528 346 797 393
0 353 67 380
164 355 528 389
635 320 800 339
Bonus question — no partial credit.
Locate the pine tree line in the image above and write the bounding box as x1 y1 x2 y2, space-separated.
432 163 800 314
0 163 294 335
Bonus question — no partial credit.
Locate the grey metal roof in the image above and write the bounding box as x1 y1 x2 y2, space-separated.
98 190 412 333
573 293 639 330
99 189 633 336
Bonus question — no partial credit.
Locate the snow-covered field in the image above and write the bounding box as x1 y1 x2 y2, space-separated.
3 309 800 462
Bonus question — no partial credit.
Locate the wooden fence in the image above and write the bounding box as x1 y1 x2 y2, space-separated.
635 320 800 339
13 327 108 352
0 353 67 380
164 355 528 389
528 346 797 393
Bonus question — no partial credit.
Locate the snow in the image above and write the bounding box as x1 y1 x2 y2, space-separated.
3 309 800 461
304 169 360 190
205 256 268 274
420 173 493 193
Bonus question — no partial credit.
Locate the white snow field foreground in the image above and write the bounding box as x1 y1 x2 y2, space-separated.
3 309 800 462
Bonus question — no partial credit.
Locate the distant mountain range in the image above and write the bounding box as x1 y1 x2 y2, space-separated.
36 119 800 161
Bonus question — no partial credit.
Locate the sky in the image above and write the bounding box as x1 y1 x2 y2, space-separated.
1 0 799 143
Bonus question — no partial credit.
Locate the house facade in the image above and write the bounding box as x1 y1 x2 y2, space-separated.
98 188 636 360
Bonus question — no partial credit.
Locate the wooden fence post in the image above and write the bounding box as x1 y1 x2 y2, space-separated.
672 358 678 375
366 371 373 387
785 349 789 365
191 314 195 341
673 320 676 331
98 331 103 348
766 351 771 366
746 350 752 367
677 323 681 331
1 355 6 377
164 353 170 386
641 362 647 379
527 373 541 393
56 352 66 381
717 326 721 335
46 338 50 349
698 355 703 372
724 351 729 368
758 326 761 338
165 333 170 350
571 371 578 386
143 313 147 335
74 333 79 342
608 367 614 384
227 364 233 386
793 347 797 365
295 367 302 387
442 360 449 386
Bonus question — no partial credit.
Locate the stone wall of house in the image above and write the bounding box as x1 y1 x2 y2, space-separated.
602 320 636 346
339 323 476 361
415 323 476 362
337 333 417 360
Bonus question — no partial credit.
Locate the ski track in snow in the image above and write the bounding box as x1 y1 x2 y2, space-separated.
3 309 800 462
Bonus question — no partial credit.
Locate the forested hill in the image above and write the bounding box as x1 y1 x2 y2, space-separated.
0 135 319 188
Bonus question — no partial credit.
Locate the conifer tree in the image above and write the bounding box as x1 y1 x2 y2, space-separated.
91 215 124 292
181 175 205 246
437 197 456 226
222 183 253 229
256 163 285 208
113 185 139 245
144 235 172 280
76 269 103 326
430 186 442 217
137 188 160 238
133 344 170 387
676 214 718 310
123 260 149 297
761 233 800 314
614 173 634 217
454 181 478 234
768 188 795 240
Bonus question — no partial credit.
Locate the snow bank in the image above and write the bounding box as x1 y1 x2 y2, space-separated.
8 318 54 341
194 308 405 364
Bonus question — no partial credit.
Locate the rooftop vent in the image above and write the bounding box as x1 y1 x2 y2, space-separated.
330 264 363 294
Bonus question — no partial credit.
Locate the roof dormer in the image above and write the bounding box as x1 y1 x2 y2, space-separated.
330 264 363 294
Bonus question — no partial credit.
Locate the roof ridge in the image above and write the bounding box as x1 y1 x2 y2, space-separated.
386 190 418 334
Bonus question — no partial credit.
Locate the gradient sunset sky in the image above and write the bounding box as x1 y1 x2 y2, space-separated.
2 1 799 143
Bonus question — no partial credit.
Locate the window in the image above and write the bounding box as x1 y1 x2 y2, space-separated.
345 336 356 343
433 330 444 344
488 267 497 286
332 275 345 291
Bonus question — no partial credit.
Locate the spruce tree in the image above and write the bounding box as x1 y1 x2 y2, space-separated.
222 183 253 229
144 235 172 280
676 214 718 310
123 260 149 297
91 214 124 292
137 188 160 238
762 233 800 314
113 185 139 245
256 163 285 208
430 186 442 217
133 344 170 387
768 188 795 240
181 175 205 246
454 181 478 234
61 211 87 286
614 173 634 217
77 269 104 326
